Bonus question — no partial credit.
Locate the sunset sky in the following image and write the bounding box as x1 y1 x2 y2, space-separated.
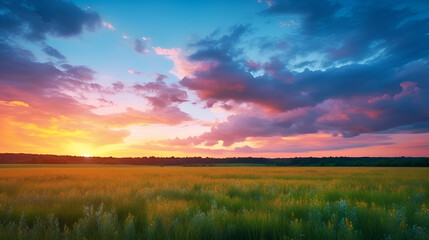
1 0 429 157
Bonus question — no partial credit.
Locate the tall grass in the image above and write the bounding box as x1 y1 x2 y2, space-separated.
0 166 428 239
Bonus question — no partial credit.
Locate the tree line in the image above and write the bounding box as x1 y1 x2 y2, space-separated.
0 153 428 167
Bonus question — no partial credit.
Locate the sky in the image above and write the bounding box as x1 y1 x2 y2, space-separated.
1 0 429 157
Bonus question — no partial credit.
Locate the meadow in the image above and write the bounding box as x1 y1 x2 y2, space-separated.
0 165 428 239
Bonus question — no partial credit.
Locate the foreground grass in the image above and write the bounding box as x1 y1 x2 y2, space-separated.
0 166 428 239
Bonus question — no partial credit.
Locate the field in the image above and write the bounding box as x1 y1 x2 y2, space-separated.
0 166 428 239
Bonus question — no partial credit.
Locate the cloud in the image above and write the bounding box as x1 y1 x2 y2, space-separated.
128 69 141 75
1 0 428 156
261 0 429 66
0 0 101 40
263 0 341 34
112 81 124 92
1 41 192 124
102 21 115 30
132 74 189 109
178 78 429 147
231 134 393 154
0 100 29 108
42 45 66 60
258 0 274 8
279 20 297 27
0 98 130 154
61 64 96 81
0 42 62 91
393 81 420 100
0 6 191 155
188 111 320 147
172 3 429 147
134 38 148 54
148 131 429 157
0 60 191 155
154 46 215 79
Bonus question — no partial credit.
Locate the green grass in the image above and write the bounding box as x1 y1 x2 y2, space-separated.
0 165 428 239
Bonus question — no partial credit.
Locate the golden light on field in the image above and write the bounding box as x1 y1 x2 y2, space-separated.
0 166 428 239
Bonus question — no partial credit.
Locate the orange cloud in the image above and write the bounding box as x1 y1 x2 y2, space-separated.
0 102 129 156
0 100 29 108
0 79 191 156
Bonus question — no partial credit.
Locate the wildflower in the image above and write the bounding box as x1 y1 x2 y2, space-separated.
345 217 353 230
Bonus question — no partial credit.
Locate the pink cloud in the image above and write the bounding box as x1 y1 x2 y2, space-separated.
317 99 349 122
368 94 390 103
0 42 195 155
122 35 129 39
128 69 141 75
0 81 192 155
102 21 116 30
394 81 420 99
367 81 420 104
154 47 180 56
153 46 215 79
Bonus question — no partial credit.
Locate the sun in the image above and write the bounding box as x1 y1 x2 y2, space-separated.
82 154 91 157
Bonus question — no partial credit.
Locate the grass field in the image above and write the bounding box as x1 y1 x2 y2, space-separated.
0 165 428 239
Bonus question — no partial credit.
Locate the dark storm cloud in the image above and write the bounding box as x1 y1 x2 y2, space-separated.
0 0 101 40
177 0 429 146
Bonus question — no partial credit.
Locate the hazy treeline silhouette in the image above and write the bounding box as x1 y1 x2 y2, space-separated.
0 153 428 166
